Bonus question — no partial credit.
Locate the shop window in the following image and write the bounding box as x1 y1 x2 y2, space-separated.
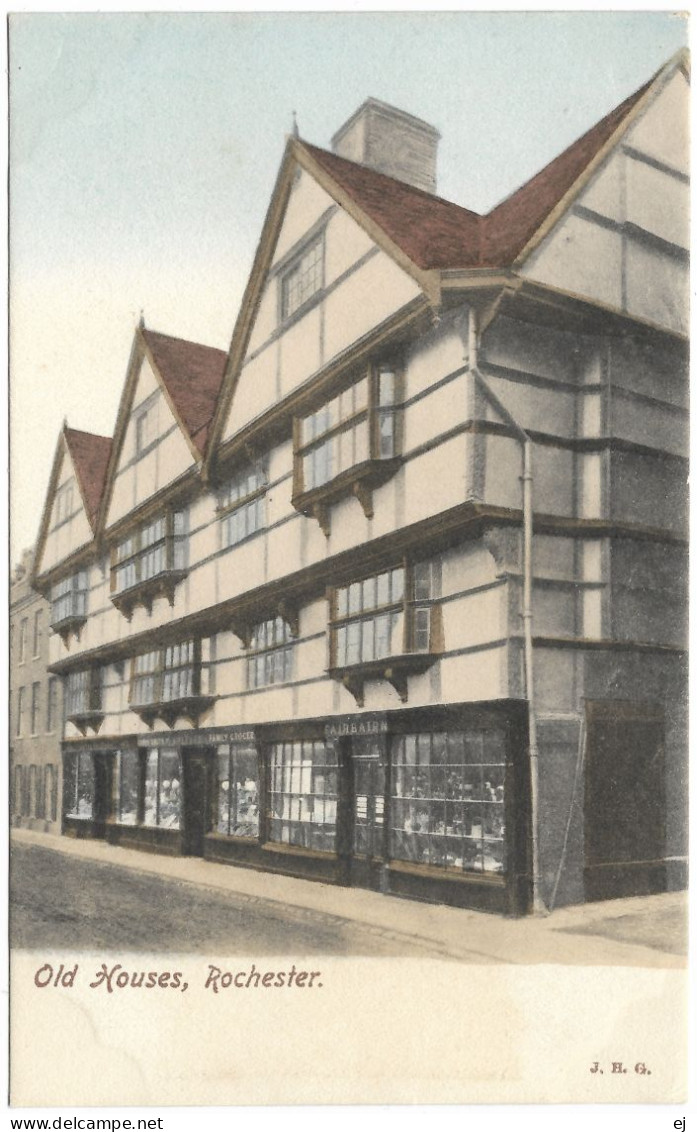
280 235 323 322
110 509 188 618
247 618 294 690
30 683 41 735
389 731 506 874
216 744 259 838
329 560 441 704
292 364 401 535
269 741 338 852
50 570 88 643
115 750 140 825
66 668 103 735
129 639 214 728
64 751 94 820
143 748 181 830
218 460 267 549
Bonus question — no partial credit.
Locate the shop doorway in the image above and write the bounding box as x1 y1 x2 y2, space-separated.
348 736 387 890
182 750 212 856
584 701 666 901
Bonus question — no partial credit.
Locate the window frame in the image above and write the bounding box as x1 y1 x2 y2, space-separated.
328 559 442 705
279 234 325 323
32 609 43 658
65 667 103 734
46 676 59 734
18 618 28 664
16 686 25 737
50 570 89 636
128 639 213 728
246 617 294 690
217 459 268 550
111 508 188 595
215 743 260 840
30 682 41 736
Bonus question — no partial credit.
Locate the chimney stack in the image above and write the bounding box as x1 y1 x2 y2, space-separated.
331 98 440 195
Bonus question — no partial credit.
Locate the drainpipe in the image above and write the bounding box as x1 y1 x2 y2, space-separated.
466 308 546 916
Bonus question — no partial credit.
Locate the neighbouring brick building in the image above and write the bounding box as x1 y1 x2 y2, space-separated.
30 52 688 913
10 549 64 832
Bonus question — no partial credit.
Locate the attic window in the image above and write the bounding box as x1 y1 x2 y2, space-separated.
280 236 324 321
54 484 74 528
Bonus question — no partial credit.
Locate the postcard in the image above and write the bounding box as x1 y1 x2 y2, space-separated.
8 10 690 1114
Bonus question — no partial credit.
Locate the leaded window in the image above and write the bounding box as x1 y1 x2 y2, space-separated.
331 560 441 668
66 668 102 718
216 744 259 838
143 748 180 829
269 741 338 852
130 640 207 706
281 236 323 321
64 751 94 819
247 618 293 689
219 462 267 549
389 730 506 874
112 510 187 594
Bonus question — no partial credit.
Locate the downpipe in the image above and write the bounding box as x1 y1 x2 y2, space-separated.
466 308 546 916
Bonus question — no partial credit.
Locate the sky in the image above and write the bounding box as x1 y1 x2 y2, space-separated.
8 10 688 561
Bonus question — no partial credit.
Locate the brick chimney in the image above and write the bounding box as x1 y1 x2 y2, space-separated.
331 98 440 195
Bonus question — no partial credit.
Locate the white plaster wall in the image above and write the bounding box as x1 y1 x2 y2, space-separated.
404 322 466 400
624 71 689 176
272 171 335 264
41 457 93 573
323 251 421 361
625 238 688 335
523 213 623 310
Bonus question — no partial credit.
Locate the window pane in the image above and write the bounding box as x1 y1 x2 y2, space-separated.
269 741 337 851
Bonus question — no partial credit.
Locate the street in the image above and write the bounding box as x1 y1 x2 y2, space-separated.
10 840 445 956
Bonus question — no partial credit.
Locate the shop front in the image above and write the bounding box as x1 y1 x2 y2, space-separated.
61 700 531 915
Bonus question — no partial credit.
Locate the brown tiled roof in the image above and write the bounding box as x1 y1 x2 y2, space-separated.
64 427 112 529
480 77 653 266
300 72 653 272
141 329 228 455
301 142 482 270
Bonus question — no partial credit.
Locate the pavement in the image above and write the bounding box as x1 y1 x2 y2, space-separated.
10 827 688 966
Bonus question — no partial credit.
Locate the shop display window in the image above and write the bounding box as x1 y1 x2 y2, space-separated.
143 748 181 830
389 730 506 874
269 741 338 852
116 750 140 825
216 744 259 838
64 751 94 819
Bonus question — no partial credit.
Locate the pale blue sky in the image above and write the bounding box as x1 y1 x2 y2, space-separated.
9 11 688 558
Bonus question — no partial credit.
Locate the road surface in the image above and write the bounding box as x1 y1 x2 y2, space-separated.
10 841 445 956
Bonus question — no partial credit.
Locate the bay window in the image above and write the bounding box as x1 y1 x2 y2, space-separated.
247 618 294 689
50 570 88 640
329 560 441 703
292 363 401 533
269 741 338 852
111 509 188 617
219 461 267 549
129 639 213 727
66 668 103 734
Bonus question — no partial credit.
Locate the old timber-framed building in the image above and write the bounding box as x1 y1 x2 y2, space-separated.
31 53 688 914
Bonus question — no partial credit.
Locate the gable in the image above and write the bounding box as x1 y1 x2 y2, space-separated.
36 441 94 576
222 166 424 440
105 353 198 529
520 66 689 336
